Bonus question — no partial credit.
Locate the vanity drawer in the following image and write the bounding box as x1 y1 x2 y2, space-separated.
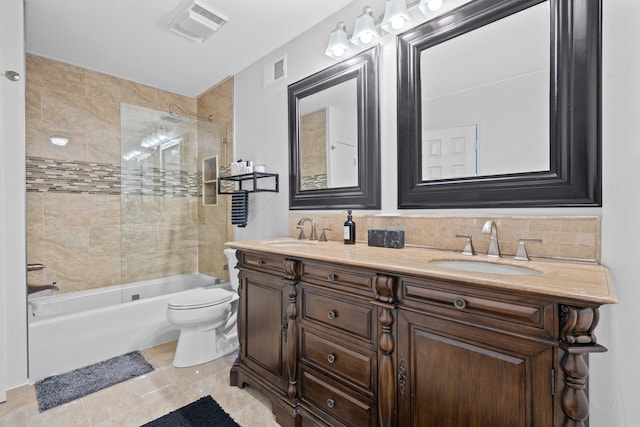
301 261 372 293
301 288 373 342
401 277 555 337
301 328 374 392
301 368 374 427
240 251 285 274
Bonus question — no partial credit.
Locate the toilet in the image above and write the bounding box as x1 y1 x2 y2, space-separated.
166 248 240 367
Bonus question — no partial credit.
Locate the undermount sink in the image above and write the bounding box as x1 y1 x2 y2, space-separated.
266 241 314 248
430 260 540 276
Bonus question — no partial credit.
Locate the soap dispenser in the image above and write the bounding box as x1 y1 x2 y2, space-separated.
343 209 356 245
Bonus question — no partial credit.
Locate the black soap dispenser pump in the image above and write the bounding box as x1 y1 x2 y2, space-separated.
343 209 356 244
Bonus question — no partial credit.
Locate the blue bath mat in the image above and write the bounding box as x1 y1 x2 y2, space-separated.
35 350 154 412
141 395 240 427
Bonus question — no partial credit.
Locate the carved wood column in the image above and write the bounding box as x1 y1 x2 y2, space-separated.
372 274 397 427
283 259 299 400
559 304 606 427
229 251 243 386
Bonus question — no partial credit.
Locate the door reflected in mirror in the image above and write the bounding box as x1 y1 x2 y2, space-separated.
299 78 358 190
420 1 550 181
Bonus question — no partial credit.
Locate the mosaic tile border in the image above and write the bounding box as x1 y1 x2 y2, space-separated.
26 156 200 197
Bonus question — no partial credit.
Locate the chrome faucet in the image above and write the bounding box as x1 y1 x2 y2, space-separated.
296 217 318 240
27 263 45 271
482 220 501 258
27 282 59 295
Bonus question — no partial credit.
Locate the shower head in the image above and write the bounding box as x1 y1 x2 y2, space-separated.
161 113 183 123
166 102 213 122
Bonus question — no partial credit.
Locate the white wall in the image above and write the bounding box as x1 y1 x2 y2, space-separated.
234 0 640 425
0 0 28 393
591 1 640 425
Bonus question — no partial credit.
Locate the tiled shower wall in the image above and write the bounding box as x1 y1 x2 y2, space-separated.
197 78 234 282
25 54 233 293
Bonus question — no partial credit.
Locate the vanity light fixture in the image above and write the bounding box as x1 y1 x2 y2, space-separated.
50 136 69 146
350 6 380 48
325 21 353 59
381 0 412 34
418 0 444 14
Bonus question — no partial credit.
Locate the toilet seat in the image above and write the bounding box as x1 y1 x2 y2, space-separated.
168 288 233 310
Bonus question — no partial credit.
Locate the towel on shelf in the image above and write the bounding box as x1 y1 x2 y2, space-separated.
231 190 249 227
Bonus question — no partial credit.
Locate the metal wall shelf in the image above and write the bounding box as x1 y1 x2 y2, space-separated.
217 172 279 194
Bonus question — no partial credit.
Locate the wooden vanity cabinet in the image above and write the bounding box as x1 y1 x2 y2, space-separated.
230 249 608 427
230 251 300 425
297 261 378 426
396 275 557 427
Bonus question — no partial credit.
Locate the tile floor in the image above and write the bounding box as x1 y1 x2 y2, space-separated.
0 341 281 426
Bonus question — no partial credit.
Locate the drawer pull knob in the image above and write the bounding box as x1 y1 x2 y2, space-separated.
327 310 336 320
327 353 336 363
327 273 336 281
453 297 467 310
247 259 265 266
327 399 335 408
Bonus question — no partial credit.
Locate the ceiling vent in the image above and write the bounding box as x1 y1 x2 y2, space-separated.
263 55 287 88
169 1 228 43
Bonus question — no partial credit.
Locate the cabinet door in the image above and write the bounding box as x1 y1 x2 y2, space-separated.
239 269 289 392
397 310 554 427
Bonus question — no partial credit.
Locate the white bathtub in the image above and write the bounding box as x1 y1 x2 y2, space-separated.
28 273 228 382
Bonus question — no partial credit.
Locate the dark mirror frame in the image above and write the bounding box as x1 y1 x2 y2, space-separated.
289 46 380 210
397 0 601 209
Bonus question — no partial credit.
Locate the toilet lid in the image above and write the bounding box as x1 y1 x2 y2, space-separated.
168 288 233 310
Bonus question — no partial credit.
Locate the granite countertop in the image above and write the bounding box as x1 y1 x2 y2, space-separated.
227 238 617 305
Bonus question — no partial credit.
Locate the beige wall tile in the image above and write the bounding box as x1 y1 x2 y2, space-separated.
25 82 42 122
288 213 600 262
156 91 196 116
198 77 233 113
26 54 85 96
41 88 119 131
26 121 89 160
88 225 122 256
85 70 156 108
26 193 44 226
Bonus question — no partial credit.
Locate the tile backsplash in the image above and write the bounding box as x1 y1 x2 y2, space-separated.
289 213 600 263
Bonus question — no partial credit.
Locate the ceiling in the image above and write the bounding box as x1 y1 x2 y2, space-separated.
25 0 355 98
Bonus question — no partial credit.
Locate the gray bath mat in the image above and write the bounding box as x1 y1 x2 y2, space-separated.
35 350 154 412
141 395 240 427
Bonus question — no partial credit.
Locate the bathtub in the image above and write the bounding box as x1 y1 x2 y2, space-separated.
28 273 228 382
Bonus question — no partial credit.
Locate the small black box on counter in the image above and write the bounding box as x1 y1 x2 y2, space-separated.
367 229 405 249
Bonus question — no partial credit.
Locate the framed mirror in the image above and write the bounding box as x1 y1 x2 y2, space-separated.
397 0 601 208
289 46 380 209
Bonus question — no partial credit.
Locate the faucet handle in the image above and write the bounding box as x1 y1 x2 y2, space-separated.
319 227 332 242
514 238 542 261
27 263 46 271
456 234 476 256
296 225 306 240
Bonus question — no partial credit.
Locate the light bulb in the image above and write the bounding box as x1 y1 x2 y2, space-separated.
359 32 373 45
428 0 443 10
332 46 345 57
391 16 405 30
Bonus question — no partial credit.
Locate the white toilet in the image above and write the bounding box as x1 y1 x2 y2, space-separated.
166 249 240 367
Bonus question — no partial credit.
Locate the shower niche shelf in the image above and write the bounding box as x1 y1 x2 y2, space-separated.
202 155 219 206
218 172 279 194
